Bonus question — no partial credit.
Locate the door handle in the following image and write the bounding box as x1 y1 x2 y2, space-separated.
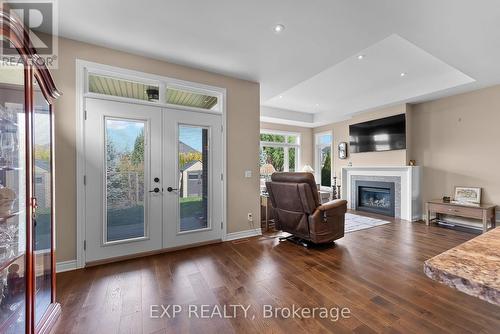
166 187 178 192
149 187 161 193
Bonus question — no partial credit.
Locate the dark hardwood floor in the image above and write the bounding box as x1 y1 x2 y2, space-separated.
52 216 500 333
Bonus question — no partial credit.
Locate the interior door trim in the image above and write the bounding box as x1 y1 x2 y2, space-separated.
75 60 228 269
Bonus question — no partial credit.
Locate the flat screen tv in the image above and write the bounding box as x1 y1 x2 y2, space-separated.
349 114 406 153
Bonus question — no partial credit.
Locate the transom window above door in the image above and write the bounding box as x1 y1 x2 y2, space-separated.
86 69 222 112
88 74 159 101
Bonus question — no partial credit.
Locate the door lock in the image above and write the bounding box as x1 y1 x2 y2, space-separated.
166 187 178 192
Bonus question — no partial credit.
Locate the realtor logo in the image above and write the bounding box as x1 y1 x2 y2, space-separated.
1 0 58 68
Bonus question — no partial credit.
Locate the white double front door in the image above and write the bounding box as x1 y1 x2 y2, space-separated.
84 98 223 263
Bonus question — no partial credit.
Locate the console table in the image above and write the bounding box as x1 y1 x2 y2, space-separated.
426 199 496 233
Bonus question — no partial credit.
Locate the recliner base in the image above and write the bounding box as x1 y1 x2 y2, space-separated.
278 235 309 248
279 234 338 249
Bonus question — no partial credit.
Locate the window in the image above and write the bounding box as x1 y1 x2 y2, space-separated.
88 74 159 102
315 132 332 188
86 69 222 113
166 86 219 111
259 131 300 174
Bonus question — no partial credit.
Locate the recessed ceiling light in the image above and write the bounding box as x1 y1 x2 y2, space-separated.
400 72 407 77
315 103 319 107
274 24 285 33
357 55 365 60
279 95 283 99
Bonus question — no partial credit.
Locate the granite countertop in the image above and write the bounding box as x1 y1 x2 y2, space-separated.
424 227 500 306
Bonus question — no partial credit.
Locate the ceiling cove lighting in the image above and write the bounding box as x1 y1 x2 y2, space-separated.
274 24 285 33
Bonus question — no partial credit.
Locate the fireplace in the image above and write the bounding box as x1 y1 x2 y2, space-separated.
355 180 395 217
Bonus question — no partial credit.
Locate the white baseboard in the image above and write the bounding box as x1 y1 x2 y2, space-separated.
56 230 263 271
56 260 78 273
223 228 262 241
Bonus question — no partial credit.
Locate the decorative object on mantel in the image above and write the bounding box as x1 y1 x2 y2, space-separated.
338 142 348 160
442 196 451 203
453 186 481 205
408 159 416 166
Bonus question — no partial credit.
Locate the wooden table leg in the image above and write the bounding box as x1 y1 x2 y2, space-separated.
482 210 488 233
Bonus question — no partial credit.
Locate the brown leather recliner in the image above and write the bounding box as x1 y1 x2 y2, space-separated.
266 172 347 244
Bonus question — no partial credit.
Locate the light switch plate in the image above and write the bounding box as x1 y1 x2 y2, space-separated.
244 170 252 178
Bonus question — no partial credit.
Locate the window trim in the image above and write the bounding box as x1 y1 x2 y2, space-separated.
75 59 228 269
83 62 224 114
260 129 300 172
315 131 333 189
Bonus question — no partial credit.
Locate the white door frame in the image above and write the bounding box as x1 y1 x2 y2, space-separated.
75 59 227 269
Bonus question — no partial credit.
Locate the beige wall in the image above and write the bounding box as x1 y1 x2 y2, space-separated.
260 122 313 169
411 85 500 207
52 37 260 262
313 104 409 179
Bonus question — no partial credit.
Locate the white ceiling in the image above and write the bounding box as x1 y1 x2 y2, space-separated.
264 34 475 124
57 0 500 126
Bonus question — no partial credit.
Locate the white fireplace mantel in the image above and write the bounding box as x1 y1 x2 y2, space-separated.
341 166 422 221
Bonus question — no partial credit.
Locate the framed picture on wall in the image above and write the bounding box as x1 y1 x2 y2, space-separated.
338 142 347 159
453 186 482 204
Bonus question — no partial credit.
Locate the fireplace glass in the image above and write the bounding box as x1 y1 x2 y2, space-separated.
355 181 395 217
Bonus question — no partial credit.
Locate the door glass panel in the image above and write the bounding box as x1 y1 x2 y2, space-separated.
33 78 52 324
105 118 146 242
178 125 209 232
0 62 26 333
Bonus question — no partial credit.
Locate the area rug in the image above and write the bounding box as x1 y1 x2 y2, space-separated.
345 213 391 233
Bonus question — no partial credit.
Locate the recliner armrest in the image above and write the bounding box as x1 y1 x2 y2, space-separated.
318 199 348 212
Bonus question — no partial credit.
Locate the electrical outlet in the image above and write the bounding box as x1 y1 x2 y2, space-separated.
247 212 253 222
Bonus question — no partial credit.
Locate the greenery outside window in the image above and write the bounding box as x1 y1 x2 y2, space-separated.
260 131 300 176
315 132 332 188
